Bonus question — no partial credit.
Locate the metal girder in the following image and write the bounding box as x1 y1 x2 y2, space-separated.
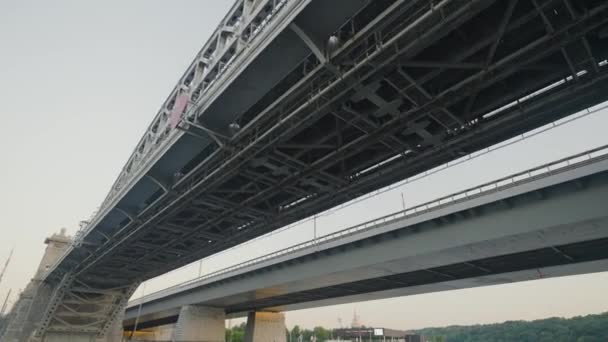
393 67 464 127
144 174 169 193
269 151 347 187
202 195 274 218
399 1 548 99
65 0 498 276
582 37 600 73
290 23 327 64
84 0 500 275
133 242 186 256
339 101 414 154
278 143 336 150
240 170 309 198
163 223 218 240
464 0 519 117
181 120 230 148
204 1 608 254
531 0 583 80
35 273 75 338
43 1 608 322
401 61 486 69
206 0 497 207
114 207 135 222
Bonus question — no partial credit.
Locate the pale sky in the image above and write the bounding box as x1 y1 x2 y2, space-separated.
0 0 607 331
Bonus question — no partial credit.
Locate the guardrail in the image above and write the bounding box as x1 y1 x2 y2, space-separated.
131 144 608 305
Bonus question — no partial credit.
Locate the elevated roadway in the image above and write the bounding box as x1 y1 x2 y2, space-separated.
13 0 608 339
123 145 608 330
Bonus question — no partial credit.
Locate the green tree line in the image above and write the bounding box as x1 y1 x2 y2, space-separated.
226 322 333 342
416 312 608 342
225 312 608 342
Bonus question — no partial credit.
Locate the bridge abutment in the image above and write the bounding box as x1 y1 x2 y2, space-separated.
1 230 71 342
172 305 225 342
2 229 134 342
244 311 286 342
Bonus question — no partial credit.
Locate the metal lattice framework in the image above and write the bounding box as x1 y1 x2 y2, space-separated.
74 0 608 279
95 0 312 217
36 0 608 338
34 273 139 338
34 272 139 338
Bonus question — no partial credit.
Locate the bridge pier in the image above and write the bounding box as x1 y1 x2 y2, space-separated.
172 305 225 342
1 230 70 342
1 229 136 342
244 311 286 342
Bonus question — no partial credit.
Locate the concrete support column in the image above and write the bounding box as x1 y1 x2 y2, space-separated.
173 305 225 342
244 311 286 342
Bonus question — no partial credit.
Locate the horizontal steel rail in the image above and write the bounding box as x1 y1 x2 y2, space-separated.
131 143 608 305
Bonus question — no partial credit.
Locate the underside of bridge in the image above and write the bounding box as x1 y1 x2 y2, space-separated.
24 0 608 339
125 238 608 331
70 0 608 285
122 161 608 331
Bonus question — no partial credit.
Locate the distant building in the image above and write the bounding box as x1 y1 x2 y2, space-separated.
341 309 424 341
334 327 424 341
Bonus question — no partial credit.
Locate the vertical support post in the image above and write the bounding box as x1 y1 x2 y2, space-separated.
244 311 286 342
173 305 225 342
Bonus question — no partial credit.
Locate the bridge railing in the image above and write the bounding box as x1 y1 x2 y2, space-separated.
131 144 608 305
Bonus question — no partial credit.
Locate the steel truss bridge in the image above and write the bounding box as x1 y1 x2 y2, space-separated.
26 0 608 338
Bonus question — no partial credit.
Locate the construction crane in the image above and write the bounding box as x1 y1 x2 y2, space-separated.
0 249 13 287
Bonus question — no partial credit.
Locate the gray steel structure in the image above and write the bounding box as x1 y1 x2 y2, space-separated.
123 146 608 330
18 0 608 339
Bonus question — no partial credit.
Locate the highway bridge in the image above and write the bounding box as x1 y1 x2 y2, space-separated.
4 0 608 340
121 145 608 337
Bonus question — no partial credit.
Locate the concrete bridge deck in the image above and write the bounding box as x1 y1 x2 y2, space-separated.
123 145 608 330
